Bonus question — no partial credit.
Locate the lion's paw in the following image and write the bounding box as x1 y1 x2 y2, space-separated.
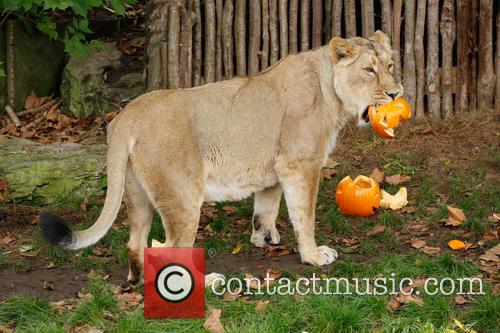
250 226 281 248
301 246 338 266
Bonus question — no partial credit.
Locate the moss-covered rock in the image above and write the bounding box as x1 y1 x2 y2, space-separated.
60 42 144 119
0 139 107 205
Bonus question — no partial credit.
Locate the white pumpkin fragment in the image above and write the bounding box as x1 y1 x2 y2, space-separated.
380 187 408 210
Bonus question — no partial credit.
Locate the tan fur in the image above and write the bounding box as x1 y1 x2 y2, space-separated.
68 32 402 283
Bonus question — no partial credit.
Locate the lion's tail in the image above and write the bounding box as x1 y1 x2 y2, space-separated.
41 129 134 250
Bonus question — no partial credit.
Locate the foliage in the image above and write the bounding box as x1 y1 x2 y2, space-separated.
1 0 136 58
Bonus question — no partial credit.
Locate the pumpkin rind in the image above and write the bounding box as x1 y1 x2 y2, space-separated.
335 175 381 217
368 97 412 139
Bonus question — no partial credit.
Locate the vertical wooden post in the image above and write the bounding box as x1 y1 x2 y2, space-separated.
331 0 342 37
235 0 246 76
300 0 310 51
426 0 441 118
145 0 169 91
261 0 270 69
380 0 392 38
345 0 356 38
215 0 224 81
440 0 456 118
392 0 402 82
495 12 500 110
469 0 479 110
279 0 288 58
222 0 234 79
324 0 332 41
403 0 416 111
455 0 471 114
204 0 216 83
360 0 374 38
269 0 279 64
312 0 322 47
192 0 202 86
179 0 193 88
477 0 496 109
249 0 261 74
289 0 299 54
414 0 426 118
167 3 181 89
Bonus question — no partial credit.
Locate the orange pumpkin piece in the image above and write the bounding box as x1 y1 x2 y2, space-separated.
448 239 465 251
335 175 381 217
368 97 411 139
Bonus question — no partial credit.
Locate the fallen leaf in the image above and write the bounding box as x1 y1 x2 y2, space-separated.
222 291 240 302
387 292 424 311
205 273 225 288
385 174 412 185
43 281 55 290
486 213 500 222
420 127 437 135
421 246 441 255
222 205 237 215
411 239 426 249
0 177 7 202
448 239 465 251
453 295 468 305
244 273 261 290
446 205 466 226
321 168 337 180
488 244 500 255
370 167 385 184
255 300 270 313
367 224 386 237
342 238 361 249
46 262 56 269
92 247 110 257
70 324 103 333
116 291 143 308
380 187 408 210
24 91 50 109
203 308 224 333
231 244 243 255
19 244 34 253
0 236 16 245
0 324 13 333
80 196 90 212
265 268 281 280
265 245 290 257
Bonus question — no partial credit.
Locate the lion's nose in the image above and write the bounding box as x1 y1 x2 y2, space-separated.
386 91 400 100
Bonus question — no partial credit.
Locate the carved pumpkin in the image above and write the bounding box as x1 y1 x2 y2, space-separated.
368 97 411 139
335 175 381 217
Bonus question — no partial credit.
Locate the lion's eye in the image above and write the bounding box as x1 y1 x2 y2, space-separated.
364 67 375 74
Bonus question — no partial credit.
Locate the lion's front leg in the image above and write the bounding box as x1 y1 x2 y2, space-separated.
278 160 338 266
250 184 282 248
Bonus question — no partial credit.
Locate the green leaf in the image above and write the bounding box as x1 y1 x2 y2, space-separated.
109 0 125 15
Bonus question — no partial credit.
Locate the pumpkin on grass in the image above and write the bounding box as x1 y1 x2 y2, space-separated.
369 97 411 139
335 175 381 217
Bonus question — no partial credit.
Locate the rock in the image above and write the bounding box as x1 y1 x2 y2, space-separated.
60 42 145 119
0 139 106 205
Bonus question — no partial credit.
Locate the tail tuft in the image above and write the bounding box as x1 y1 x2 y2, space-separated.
40 213 73 247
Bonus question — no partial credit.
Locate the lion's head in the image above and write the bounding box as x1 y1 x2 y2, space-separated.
328 31 403 126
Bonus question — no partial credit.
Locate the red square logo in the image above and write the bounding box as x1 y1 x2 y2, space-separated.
144 248 205 318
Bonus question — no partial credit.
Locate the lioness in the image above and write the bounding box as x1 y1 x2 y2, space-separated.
42 31 402 284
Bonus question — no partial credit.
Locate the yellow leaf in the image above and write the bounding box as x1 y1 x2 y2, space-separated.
448 240 465 251
232 244 243 254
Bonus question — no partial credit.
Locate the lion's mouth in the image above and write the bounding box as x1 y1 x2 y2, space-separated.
361 107 370 123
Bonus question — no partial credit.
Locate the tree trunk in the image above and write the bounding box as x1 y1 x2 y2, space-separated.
167 4 180 89
235 0 246 76
414 0 426 118
496 12 500 110
278 0 288 58
312 0 322 47
469 0 479 110
426 0 441 118
204 0 216 83
392 0 402 82
215 0 224 81
222 0 234 79
192 0 202 86
361 0 374 37
331 0 342 37
179 0 193 88
440 0 456 118
345 0 356 38
380 0 392 38
324 0 332 41
145 0 169 91
300 0 310 51
248 0 261 74
261 0 270 68
455 0 471 114
477 0 496 109
403 0 416 111
269 0 279 64
289 0 299 54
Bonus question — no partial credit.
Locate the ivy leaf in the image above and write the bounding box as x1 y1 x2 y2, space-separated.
109 0 125 15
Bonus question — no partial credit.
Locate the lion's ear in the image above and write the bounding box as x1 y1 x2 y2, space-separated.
369 30 391 52
328 37 360 64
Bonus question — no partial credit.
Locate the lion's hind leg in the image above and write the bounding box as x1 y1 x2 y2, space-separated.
250 184 282 248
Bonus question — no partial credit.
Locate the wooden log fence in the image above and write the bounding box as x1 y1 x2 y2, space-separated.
145 0 499 118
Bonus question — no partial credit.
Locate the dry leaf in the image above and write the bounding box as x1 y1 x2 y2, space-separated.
385 174 412 185
265 245 290 257
92 247 110 257
80 196 90 212
342 238 361 249
46 262 56 269
367 224 386 237
380 187 408 210
448 239 465 251
0 236 16 245
370 167 385 184
24 91 50 109
387 292 424 311
446 205 466 224
411 239 426 249
244 273 260 290
255 300 270 313
222 291 239 302
486 213 500 222
421 246 441 255
116 291 143 308
231 244 243 255
453 295 468 305
205 273 225 288
43 281 55 290
203 308 224 333
222 205 237 215
266 268 281 280
0 177 7 202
